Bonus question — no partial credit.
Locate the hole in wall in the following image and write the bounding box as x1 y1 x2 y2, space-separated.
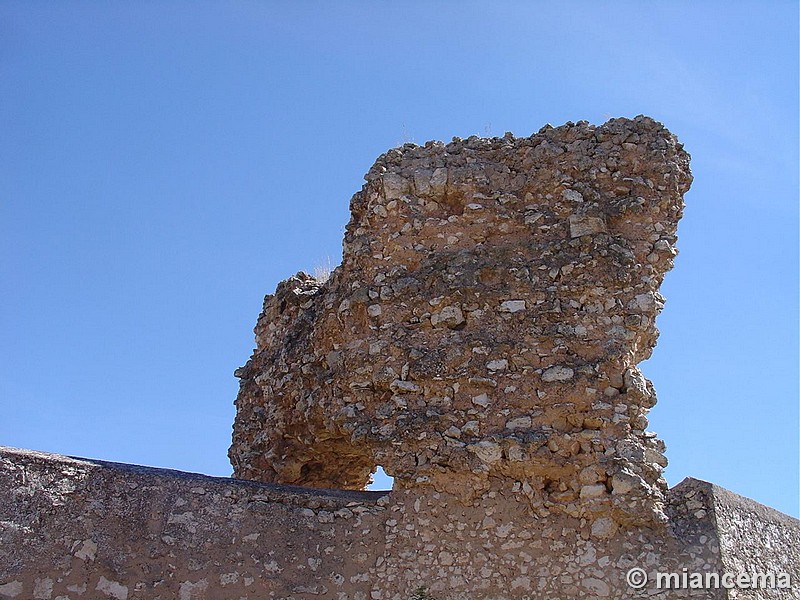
367 465 394 491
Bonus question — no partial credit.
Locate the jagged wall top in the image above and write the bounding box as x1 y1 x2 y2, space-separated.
230 116 691 526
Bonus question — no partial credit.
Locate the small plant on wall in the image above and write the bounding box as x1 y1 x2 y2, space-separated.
409 587 438 600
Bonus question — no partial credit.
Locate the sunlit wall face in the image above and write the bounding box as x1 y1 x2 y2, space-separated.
1 2 796 518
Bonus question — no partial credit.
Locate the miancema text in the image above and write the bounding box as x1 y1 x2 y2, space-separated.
657 570 791 590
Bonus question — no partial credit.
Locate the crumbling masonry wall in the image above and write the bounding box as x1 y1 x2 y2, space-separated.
1 117 798 600
1 448 798 599
230 116 690 529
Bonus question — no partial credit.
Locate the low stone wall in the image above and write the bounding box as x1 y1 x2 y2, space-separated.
711 483 800 599
0 447 387 599
2 447 797 599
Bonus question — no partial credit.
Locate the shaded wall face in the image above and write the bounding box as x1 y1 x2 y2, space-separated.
0 449 736 600
711 485 800 594
230 117 692 527
4 449 797 600
0 450 391 600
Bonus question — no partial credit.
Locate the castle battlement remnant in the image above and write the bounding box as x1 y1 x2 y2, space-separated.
230 116 691 529
1 117 797 599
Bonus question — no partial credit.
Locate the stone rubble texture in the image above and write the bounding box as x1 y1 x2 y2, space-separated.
230 116 691 529
2 117 798 600
1 448 798 599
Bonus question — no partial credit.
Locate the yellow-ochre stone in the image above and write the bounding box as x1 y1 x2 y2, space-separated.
1 118 797 599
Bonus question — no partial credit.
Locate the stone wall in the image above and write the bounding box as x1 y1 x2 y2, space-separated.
230 116 692 532
0 448 388 599
711 483 800 599
1 448 797 599
1 117 797 599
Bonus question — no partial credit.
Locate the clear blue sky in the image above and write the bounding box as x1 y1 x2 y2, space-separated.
1 2 797 517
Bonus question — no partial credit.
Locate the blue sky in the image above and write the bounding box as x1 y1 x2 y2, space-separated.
1 2 797 517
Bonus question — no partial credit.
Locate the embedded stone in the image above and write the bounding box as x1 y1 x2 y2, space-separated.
430 305 464 328
590 517 618 540
499 300 526 313
506 416 532 430
580 484 607 499
486 359 508 371
468 441 503 464
569 214 607 238
472 393 490 408
542 366 575 382
389 380 421 394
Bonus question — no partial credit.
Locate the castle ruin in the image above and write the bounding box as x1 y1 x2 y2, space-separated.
1 116 797 599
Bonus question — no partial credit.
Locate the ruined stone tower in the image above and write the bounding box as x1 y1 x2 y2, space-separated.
229 116 691 529
1 117 797 600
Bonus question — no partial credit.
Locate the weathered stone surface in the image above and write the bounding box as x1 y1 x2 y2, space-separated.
2 118 797 600
1 448 798 599
0 448 388 600
230 116 691 527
